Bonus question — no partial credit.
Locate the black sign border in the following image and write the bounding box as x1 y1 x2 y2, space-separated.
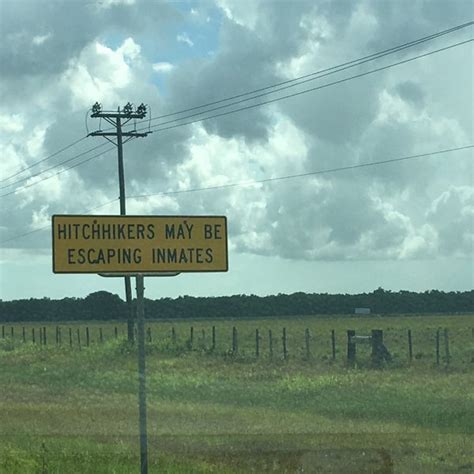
52 214 228 274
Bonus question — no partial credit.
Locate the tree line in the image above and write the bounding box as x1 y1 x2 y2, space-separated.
0 288 473 322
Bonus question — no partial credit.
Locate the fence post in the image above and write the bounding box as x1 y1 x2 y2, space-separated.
11 327 14 340
282 328 288 360
32 328 36 344
85 327 90 347
256 329 260 358
444 328 450 366
1 325 4 339
189 326 194 349
55 326 59 345
69 328 73 347
268 329 273 359
371 330 384 368
147 327 152 343
304 328 310 360
347 330 356 367
171 327 176 344
77 328 81 350
435 329 440 366
22 327 26 343
408 329 413 363
212 326 216 351
232 327 238 355
43 327 47 346
114 327 118 339
99 328 104 343
331 330 336 361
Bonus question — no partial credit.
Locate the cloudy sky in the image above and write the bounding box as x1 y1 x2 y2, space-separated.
0 0 472 301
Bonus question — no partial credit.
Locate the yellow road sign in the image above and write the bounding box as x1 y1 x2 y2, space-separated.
52 215 228 274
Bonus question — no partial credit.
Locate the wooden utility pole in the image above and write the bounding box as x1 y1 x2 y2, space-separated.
89 102 150 342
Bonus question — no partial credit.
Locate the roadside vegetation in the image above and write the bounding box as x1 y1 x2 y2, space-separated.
0 314 473 473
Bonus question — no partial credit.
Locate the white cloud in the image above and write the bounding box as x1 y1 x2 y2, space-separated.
32 33 52 46
60 38 142 109
97 0 135 8
0 114 24 133
152 62 175 73
177 33 194 47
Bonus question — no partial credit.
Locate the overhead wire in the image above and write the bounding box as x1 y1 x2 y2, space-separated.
144 39 473 134
0 146 116 198
0 197 120 244
0 136 88 184
2 21 471 188
127 145 474 199
1 37 471 197
115 20 474 132
3 24 471 194
0 142 110 191
2 144 471 244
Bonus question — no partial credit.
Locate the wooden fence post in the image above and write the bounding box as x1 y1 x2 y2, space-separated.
189 326 194 349
304 328 311 360
77 328 81 350
114 327 118 339
444 328 450 366
11 327 14 339
232 327 238 355
171 327 176 344
85 327 90 347
55 326 59 345
268 329 273 359
282 328 288 360
69 328 73 347
212 326 216 351
435 329 440 366
347 330 356 367
22 327 26 343
256 329 260 358
408 329 413 363
147 327 152 343
32 328 36 344
331 330 336 361
43 327 47 345
371 330 385 368
99 328 104 343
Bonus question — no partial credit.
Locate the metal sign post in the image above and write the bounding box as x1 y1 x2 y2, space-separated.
135 274 148 474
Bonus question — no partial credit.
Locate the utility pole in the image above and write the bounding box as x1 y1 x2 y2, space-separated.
89 102 149 342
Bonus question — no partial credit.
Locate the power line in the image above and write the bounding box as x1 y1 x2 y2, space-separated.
1 136 88 184
0 197 120 244
127 145 473 200
0 142 109 191
3 38 472 196
2 144 471 244
3 21 471 187
0 147 115 198
116 20 473 132
145 39 473 134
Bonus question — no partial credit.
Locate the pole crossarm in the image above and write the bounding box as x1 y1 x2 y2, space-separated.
89 131 149 138
91 112 146 119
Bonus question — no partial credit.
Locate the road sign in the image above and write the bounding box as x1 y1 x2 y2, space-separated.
52 215 228 274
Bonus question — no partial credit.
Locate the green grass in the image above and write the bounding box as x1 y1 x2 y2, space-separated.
0 314 473 472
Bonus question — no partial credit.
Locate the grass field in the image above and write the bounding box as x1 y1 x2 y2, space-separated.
1 314 473 473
